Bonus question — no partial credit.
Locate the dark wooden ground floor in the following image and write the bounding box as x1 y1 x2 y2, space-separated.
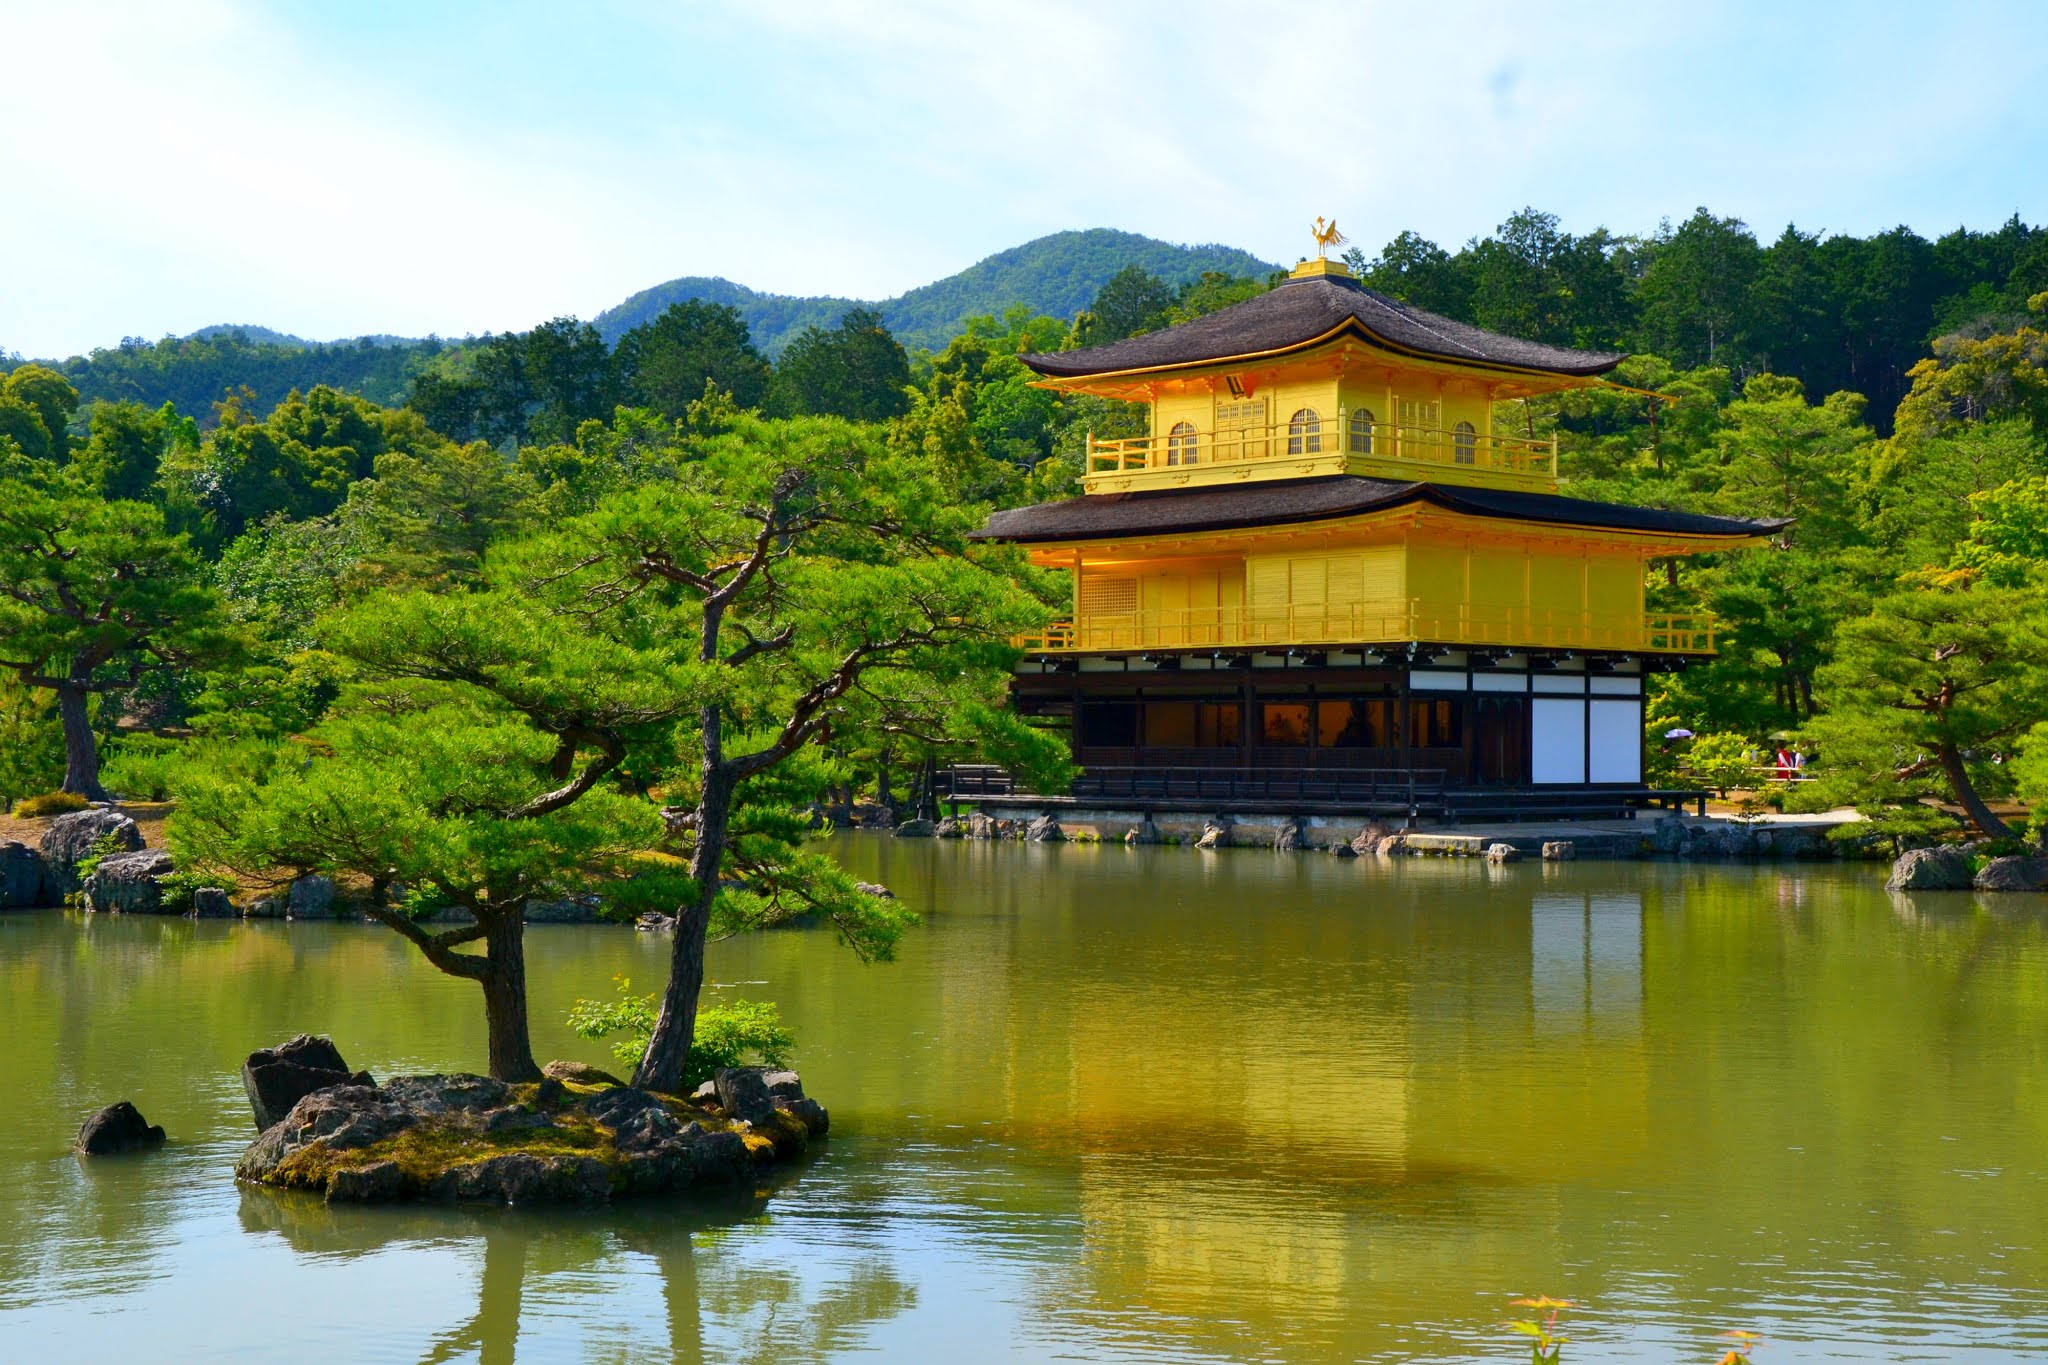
1009 657 1653 791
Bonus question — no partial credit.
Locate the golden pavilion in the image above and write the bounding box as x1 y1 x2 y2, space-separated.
968 247 1786 817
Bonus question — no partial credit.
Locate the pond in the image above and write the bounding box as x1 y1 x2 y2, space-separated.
3 837 2046 1362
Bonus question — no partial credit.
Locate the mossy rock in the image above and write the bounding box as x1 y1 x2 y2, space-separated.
236 1069 826 1205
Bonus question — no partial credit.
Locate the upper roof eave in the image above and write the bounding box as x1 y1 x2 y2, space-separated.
1022 275 1626 383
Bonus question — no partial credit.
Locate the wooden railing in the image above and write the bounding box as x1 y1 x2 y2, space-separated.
1014 603 1716 654
1086 417 1557 482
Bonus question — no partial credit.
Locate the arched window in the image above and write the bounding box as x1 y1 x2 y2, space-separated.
1348 408 1375 455
1166 420 1198 466
1287 408 1322 455
1453 420 1478 465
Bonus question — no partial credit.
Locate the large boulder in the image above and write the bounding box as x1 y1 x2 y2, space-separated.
1542 841 1576 862
1649 814 1689 856
893 817 934 838
286 874 335 919
1485 843 1521 864
82 848 175 914
1886 845 1975 891
76 1101 166 1156
0 841 45 909
713 1066 778 1125
1974 854 2048 892
933 817 967 839
967 811 997 840
1024 814 1064 843
39 808 143 900
191 887 234 918
1350 822 1394 855
241 1034 375 1131
1273 820 1303 852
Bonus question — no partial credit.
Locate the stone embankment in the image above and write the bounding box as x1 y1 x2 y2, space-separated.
233 1036 825 1205
916 808 1848 864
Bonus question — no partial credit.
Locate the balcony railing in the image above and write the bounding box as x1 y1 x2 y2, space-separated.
1013 602 1715 655
1086 416 1557 484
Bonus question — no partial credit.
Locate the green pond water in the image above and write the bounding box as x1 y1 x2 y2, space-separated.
3 836 2047 1363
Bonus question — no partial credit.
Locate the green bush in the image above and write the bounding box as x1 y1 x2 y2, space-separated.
567 976 794 1091
102 735 188 802
1683 732 1756 798
70 832 128 903
154 868 238 913
14 791 88 818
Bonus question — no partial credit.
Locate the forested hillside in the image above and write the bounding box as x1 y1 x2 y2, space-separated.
590 229 1279 352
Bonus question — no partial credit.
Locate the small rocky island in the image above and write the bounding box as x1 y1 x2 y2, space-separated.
235 1035 827 1204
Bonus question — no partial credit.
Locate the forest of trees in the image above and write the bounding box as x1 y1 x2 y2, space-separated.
6 206 2048 1073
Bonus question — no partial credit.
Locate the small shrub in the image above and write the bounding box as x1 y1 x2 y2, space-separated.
14 791 88 819
102 736 188 802
1683 732 1756 798
67 832 129 906
568 975 794 1090
155 868 238 913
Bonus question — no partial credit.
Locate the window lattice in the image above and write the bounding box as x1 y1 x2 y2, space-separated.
1080 575 1138 616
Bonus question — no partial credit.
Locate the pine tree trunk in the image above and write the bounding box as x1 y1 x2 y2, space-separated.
55 683 108 801
636 733 732 1094
480 913 541 1082
1937 738 2015 840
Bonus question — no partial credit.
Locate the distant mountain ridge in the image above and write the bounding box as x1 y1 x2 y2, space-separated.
592 229 1282 354
185 324 422 349
40 229 1281 418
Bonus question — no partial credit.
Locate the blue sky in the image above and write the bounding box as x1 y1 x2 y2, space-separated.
4 0 2046 358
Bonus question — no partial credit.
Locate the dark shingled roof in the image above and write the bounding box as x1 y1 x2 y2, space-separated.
1024 273 1624 379
972 476 1790 544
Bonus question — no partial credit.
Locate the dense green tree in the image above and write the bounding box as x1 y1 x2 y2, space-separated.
1344 230 1474 317
73 400 192 501
615 300 771 416
1893 305 2048 442
161 385 445 544
1804 570 2048 839
2 364 80 455
1862 420 2048 567
214 513 365 652
503 412 1065 1091
522 317 617 445
1164 270 1270 326
1954 474 2048 588
170 578 702 1080
1077 265 1173 345
1633 209 1762 367
767 309 911 422
0 395 53 462
343 441 538 584
0 456 235 797
0 677 62 809
1707 375 1871 542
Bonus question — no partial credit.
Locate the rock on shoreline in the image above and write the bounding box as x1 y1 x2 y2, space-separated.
235 1064 827 1205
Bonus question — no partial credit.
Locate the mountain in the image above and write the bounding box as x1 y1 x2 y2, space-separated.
34 229 1281 418
593 229 1282 354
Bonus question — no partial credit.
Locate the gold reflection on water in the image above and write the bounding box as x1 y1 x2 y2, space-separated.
8 847 2048 1360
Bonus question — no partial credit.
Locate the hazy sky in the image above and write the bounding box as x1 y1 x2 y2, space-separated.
5 0 2045 358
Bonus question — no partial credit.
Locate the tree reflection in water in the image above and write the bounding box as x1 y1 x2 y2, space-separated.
236 1178 916 1364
